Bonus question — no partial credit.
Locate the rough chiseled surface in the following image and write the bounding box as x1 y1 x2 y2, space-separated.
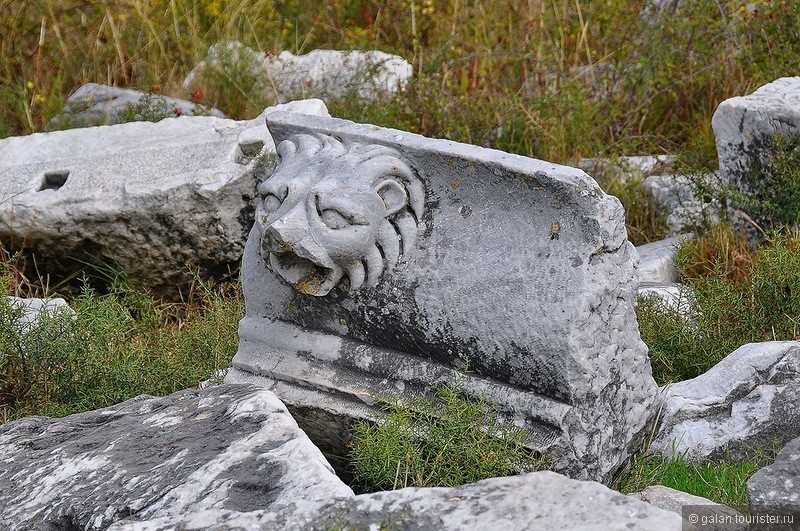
46 83 226 131
110 471 683 531
185 42 412 103
227 112 660 483
0 99 328 297
712 77 800 226
0 384 352 531
748 436 800 519
650 341 800 461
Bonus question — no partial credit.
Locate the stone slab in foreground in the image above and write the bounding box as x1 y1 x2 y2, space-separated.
227 111 660 482
110 471 683 531
0 99 328 298
0 384 352 531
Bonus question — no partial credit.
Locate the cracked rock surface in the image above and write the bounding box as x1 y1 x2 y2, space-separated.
110 471 683 531
0 99 328 298
650 341 800 461
0 384 352 531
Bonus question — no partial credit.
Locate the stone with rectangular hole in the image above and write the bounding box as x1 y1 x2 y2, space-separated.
0 99 329 298
226 112 660 483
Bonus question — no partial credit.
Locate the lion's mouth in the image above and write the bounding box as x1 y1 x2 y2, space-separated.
268 252 341 296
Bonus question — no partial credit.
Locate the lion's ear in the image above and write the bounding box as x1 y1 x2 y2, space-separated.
375 179 407 216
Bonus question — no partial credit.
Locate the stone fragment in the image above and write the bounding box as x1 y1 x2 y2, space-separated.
185 42 412 103
630 485 742 520
5 296 73 331
636 233 693 284
712 77 800 228
46 83 226 131
0 99 329 298
578 154 676 183
638 282 696 317
642 173 720 234
226 112 660 483
0 384 352 531
110 471 683 531
748 435 800 521
650 341 800 461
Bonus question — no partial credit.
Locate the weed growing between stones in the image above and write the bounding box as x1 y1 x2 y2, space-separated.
349 382 544 493
0 256 242 423
638 226 800 385
113 94 183 124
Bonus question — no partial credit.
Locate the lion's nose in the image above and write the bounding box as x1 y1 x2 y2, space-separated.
261 209 332 268
263 223 291 253
262 206 306 253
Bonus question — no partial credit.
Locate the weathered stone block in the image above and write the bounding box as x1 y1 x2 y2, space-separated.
0 384 352 531
636 233 693 284
629 485 742 520
748 435 800 522
46 83 226 131
226 112 660 482
642 173 720 234
638 282 696 317
5 296 73 329
650 341 800 461
109 471 683 531
712 77 800 230
713 77 800 188
0 99 328 298
185 42 412 104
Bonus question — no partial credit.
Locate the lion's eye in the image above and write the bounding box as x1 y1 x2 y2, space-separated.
320 209 351 230
264 193 283 213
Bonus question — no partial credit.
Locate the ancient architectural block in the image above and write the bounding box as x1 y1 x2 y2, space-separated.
713 77 800 190
46 83 226 131
650 341 800 461
0 385 352 530
185 43 412 104
0 99 328 298
226 112 660 482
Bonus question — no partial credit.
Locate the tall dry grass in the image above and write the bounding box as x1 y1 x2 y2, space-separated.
1 0 798 164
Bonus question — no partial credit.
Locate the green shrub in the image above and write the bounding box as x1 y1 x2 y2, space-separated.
349 382 542 493
735 134 800 232
638 227 800 385
0 274 242 421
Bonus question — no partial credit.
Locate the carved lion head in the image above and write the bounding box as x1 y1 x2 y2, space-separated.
255 133 424 296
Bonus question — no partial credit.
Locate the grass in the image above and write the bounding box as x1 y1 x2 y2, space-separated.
0 0 797 240
0 249 242 422
1 0 798 162
349 381 543 493
617 452 770 514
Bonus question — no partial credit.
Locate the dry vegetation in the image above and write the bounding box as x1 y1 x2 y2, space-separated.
1 0 797 164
